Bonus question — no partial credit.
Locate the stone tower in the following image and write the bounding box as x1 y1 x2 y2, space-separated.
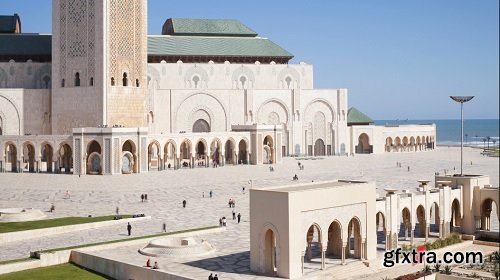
51 0 148 134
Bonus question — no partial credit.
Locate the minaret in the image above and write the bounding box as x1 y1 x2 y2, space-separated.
51 0 148 134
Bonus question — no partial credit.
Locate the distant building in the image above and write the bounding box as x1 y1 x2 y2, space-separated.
0 1 435 175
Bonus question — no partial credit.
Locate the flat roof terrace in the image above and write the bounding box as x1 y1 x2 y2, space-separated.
259 179 369 193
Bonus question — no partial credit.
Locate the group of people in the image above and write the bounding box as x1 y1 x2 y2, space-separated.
293 174 299 181
146 259 159 269
297 162 305 170
140 193 148 202
208 273 219 280
269 166 275 172
219 216 227 226
232 210 242 223
228 198 236 208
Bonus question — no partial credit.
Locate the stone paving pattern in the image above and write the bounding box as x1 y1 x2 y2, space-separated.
0 147 498 279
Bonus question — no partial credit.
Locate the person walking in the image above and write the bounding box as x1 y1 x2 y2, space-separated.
209 190 213 198
214 274 219 280
222 217 227 226
162 222 166 232
232 210 236 220
145 194 148 202
115 206 119 216
237 213 241 223
141 194 144 202
127 222 132 236
242 186 245 194
182 200 187 208
208 273 214 280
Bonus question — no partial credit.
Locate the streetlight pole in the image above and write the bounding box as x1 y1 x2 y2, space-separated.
450 96 474 176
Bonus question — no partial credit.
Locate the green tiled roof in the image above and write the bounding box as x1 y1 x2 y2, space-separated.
0 34 293 60
163 18 257 37
0 14 20 33
0 34 51 56
148 35 293 58
347 107 374 124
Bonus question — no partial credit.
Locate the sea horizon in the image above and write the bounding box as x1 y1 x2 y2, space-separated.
374 119 499 145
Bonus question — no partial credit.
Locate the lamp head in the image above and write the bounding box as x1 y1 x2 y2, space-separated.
450 96 474 103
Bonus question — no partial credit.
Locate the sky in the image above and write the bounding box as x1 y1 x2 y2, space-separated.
1 0 498 120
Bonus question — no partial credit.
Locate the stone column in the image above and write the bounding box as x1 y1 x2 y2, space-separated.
341 245 346 265
246 152 250 165
306 242 312 260
405 226 409 240
321 249 326 269
361 241 366 260
410 229 414 246
301 252 305 275
425 225 429 242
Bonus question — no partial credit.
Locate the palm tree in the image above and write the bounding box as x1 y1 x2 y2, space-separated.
465 133 468 144
483 138 487 149
442 265 453 275
493 139 498 148
487 136 491 150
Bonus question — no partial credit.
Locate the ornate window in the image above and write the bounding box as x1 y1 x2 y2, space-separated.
192 75 200 88
285 76 292 89
75 72 80 87
122 72 128 86
240 76 247 88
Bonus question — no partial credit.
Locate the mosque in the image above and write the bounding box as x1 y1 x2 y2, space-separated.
0 0 435 175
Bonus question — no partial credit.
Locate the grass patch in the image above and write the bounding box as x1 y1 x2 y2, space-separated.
38 225 219 253
0 215 132 234
0 263 110 280
0 258 35 266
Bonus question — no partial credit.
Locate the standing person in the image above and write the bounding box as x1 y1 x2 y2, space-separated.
182 200 187 208
209 190 213 198
219 218 223 227
141 194 144 202
127 222 132 236
222 217 227 226
214 274 219 280
145 194 148 202
237 213 241 223
162 222 166 232
202 192 205 198
232 210 236 220
208 273 214 280
407 166 410 172
242 186 245 194
115 206 119 216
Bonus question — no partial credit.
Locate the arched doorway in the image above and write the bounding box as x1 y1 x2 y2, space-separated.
347 218 362 259
481 199 499 231
23 142 35 172
305 224 322 263
164 141 176 169
399 207 412 241
59 143 72 173
314 139 325 156
86 140 102 175
326 221 342 259
225 139 236 165
210 138 222 167
263 229 277 275
5 143 17 172
238 140 248 164
180 140 192 168
148 141 160 170
429 202 440 237
451 199 461 232
416 205 426 238
195 139 207 167
263 135 274 164
376 212 386 249
41 143 54 173
386 137 393 152
192 119 210 133
356 133 371 154
395 137 402 152
402 137 409 152
122 140 137 174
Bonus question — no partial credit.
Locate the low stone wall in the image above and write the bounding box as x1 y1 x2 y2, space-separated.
436 274 474 280
0 260 41 276
0 216 151 243
72 251 192 280
0 226 224 276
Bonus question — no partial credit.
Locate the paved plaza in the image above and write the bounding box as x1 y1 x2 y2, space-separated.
0 146 498 279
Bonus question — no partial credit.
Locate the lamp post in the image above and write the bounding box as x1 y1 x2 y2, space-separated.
450 96 474 176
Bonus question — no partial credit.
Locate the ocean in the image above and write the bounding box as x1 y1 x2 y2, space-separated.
374 119 499 146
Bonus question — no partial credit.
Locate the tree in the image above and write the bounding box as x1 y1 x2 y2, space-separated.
487 136 491 150
465 133 468 144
